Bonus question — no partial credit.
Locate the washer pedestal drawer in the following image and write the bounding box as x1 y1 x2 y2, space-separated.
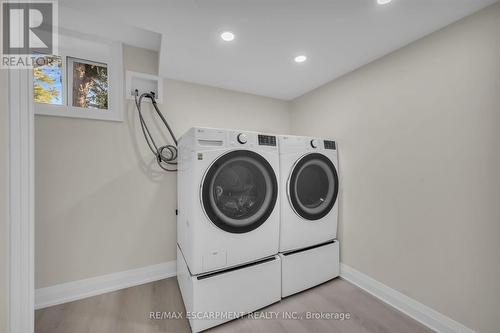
280 240 339 298
177 246 281 332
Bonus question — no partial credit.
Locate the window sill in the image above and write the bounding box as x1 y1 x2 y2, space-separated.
35 103 123 122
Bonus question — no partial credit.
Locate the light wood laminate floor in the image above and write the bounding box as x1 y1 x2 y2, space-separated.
35 277 434 333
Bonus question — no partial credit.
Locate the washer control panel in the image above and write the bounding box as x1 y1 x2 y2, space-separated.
324 140 336 150
237 133 248 144
258 134 277 146
310 139 320 148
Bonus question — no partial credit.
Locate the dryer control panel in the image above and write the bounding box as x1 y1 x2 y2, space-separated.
258 134 277 147
324 140 336 150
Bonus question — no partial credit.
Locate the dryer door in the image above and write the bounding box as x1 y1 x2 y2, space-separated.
202 150 278 234
288 153 339 221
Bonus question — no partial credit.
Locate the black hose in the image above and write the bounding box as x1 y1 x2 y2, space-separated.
134 90 178 172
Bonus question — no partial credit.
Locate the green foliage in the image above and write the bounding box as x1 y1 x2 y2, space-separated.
87 65 108 109
33 57 61 104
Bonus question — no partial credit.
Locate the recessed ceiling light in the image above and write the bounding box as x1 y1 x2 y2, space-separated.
377 0 392 5
294 55 307 63
220 31 235 42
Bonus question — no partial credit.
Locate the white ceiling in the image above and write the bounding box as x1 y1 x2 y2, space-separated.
59 0 497 100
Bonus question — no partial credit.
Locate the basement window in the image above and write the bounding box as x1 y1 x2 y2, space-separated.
33 32 123 121
68 57 108 110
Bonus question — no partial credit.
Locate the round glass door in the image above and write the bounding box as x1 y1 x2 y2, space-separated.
289 153 339 220
202 150 278 233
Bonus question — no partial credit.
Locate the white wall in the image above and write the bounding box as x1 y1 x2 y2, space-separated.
35 45 290 288
0 69 9 333
290 3 500 333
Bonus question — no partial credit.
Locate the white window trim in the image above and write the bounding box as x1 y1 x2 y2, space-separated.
34 32 124 122
8 68 35 333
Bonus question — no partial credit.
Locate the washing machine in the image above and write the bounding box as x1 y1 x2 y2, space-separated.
176 127 281 331
278 135 340 297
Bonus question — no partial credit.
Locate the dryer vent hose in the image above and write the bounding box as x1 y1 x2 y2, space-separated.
134 90 178 172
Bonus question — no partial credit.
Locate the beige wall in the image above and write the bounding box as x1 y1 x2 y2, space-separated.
34 5 500 331
0 69 8 333
35 45 291 288
290 4 500 333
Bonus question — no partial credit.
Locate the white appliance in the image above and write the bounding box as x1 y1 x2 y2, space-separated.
279 135 340 251
280 240 339 297
278 135 340 296
177 127 281 275
177 127 281 331
177 246 281 332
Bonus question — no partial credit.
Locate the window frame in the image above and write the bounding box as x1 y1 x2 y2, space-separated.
33 31 123 122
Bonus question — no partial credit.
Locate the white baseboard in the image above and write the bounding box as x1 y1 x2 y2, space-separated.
340 263 475 333
35 260 177 310
35 260 476 333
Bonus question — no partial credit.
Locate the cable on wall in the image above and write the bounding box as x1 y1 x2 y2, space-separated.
134 90 178 172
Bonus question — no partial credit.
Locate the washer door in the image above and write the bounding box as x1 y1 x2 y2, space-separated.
288 153 339 220
202 150 278 234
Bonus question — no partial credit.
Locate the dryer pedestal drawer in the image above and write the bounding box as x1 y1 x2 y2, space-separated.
177 246 281 332
280 240 339 298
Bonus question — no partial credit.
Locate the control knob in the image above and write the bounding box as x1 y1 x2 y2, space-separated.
237 133 248 144
310 139 319 148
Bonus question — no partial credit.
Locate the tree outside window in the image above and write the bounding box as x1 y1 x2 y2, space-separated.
33 56 109 111
71 59 108 110
33 55 63 105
